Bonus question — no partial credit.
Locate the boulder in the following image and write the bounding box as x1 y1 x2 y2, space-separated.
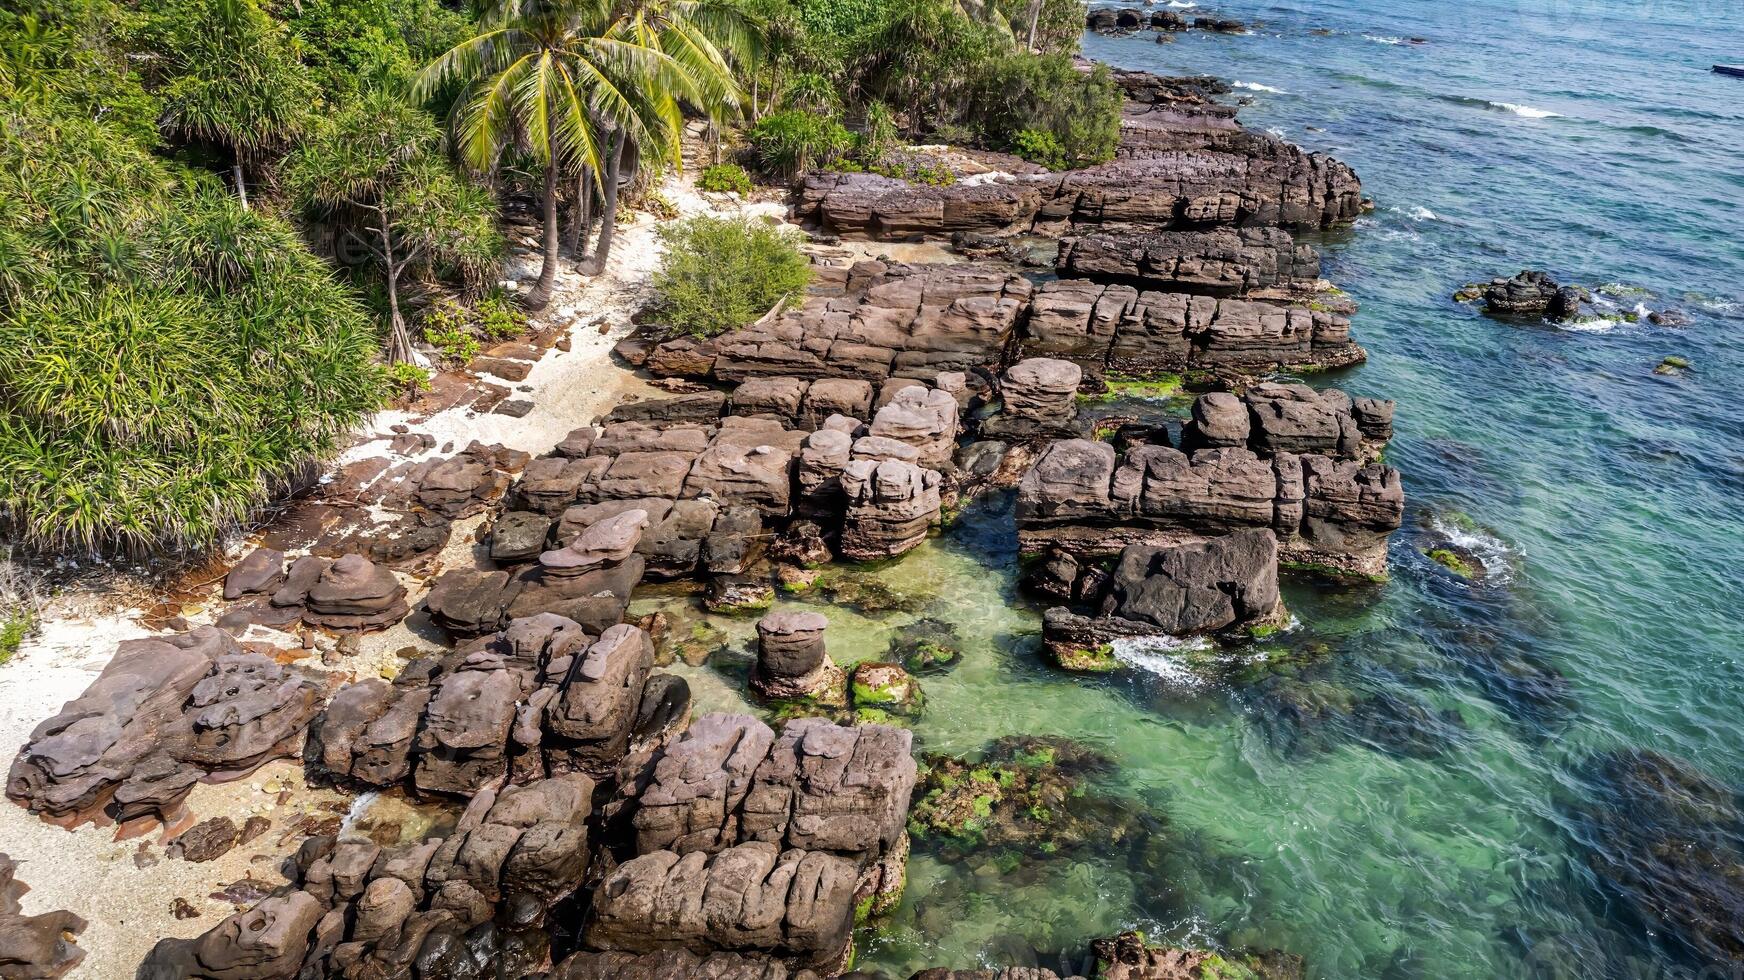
223 548 285 600
0 854 86 979
753 613 836 700
301 554 409 631
1098 528 1283 635
838 459 941 562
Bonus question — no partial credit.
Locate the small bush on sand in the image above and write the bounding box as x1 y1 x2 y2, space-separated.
699 163 753 195
652 216 812 338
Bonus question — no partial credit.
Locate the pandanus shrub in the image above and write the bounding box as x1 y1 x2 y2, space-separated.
0 105 385 555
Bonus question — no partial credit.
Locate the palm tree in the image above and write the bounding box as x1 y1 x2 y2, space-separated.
417 0 681 309
417 0 754 304
576 0 756 276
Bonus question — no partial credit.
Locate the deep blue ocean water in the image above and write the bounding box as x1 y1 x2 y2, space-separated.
670 4 1744 975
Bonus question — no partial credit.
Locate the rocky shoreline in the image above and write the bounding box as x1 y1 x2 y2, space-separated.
7 53 1430 980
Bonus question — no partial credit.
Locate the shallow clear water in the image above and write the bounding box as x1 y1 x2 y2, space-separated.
662 4 1744 975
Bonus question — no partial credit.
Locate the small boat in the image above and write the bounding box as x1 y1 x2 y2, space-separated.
1715 65 1744 78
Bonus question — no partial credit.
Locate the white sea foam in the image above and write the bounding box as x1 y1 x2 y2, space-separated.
1233 80 1288 94
1265 126 1288 139
1111 634 1217 687
1556 316 1616 333
1391 205 1438 221
1490 101 1561 119
1362 33 1407 44
1427 515 1518 584
1165 0 1198 8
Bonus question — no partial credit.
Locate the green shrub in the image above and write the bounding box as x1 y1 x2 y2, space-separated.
699 163 753 195
421 301 481 364
0 104 385 555
652 216 812 337
971 54 1122 169
748 109 854 179
476 290 526 340
384 361 431 397
1011 128 1068 170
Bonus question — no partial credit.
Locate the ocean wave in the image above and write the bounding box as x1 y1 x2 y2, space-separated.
1111 634 1217 687
1265 126 1288 139
1490 101 1561 119
1165 0 1198 8
1233 80 1288 94
1388 204 1438 221
1555 316 1617 333
1362 33 1407 44
1427 514 1518 585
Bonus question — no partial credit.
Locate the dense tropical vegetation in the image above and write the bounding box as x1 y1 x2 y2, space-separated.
0 0 1110 557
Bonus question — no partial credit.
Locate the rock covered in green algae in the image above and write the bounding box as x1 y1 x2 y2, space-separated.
888 618 965 675
907 736 1137 859
1092 930 1304 980
850 661 925 724
801 567 935 615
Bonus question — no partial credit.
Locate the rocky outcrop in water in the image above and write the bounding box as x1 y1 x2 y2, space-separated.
753 612 842 701
1016 438 1402 579
0 853 86 978
1022 279 1362 377
839 457 943 562
979 358 1083 440
597 714 915 972
8 627 328 831
1040 528 1285 668
1181 385 1390 460
1471 270 1583 320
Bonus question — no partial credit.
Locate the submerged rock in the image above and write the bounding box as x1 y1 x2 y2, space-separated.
907 736 1132 859
1572 749 1744 964
887 618 964 675
849 662 924 724
1091 931 1302 980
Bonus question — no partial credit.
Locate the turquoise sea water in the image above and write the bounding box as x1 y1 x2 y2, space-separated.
657 3 1744 976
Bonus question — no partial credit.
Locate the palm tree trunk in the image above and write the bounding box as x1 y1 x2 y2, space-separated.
580 131 624 277
525 129 560 311
566 168 593 260
233 156 249 210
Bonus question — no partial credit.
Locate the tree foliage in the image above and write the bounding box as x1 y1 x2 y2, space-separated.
286 90 502 361
0 104 385 554
651 215 811 337
738 0 1117 169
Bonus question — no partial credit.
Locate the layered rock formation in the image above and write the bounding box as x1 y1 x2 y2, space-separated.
1055 226 1320 296
979 358 1083 440
1022 279 1363 377
796 141 1360 239
1016 437 1402 578
308 614 678 792
425 510 648 637
623 262 1033 384
1041 529 1286 667
220 552 410 632
598 714 917 971
1181 384 1392 460
753 612 841 701
139 773 595 980
8 627 326 830
0 854 86 978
